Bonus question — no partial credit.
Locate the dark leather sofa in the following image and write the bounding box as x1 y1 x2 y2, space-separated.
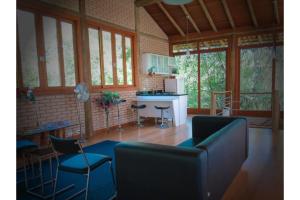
114 116 248 200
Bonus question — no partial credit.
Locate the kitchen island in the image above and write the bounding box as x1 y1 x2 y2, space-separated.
136 91 187 126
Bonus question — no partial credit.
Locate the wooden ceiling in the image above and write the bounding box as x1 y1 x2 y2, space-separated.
139 0 283 41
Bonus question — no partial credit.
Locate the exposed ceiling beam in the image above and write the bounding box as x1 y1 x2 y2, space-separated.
220 0 235 29
180 5 201 33
169 26 283 43
135 0 161 7
197 0 218 32
272 0 280 24
157 2 185 36
246 0 258 27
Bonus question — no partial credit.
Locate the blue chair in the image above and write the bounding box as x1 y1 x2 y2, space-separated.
49 135 115 200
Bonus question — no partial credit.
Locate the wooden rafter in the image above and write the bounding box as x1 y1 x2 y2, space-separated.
220 0 235 29
272 0 280 24
197 0 217 32
180 5 201 33
246 0 258 27
135 0 161 7
157 2 185 36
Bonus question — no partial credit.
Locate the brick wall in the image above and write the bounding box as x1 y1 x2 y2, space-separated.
18 0 170 136
17 95 85 137
91 91 136 131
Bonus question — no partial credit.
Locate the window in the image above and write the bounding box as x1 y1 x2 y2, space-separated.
240 47 273 110
17 9 78 90
43 16 61 87
61 21 76 87
87 24 135 88
115 34 124 85
200 51 226 109
125 37 133 85
88 28 101 86
17 10 40 88
102 31 113 85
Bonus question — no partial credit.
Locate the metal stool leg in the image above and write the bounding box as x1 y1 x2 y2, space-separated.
137 110 144 128
159 109 169 129
117 104 123 131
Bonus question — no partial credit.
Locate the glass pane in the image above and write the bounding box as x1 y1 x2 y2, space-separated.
164 57 169 73
61 21 76 86
199 38 228 50
125 37 133 85
115 34 124 85
240 47 273 110
88 28 101 85
173 42 197 54
275 46 283 111
200 51 226 109
102 31 113 85
43 16 61 87
176 54 198 108
17 10 40 87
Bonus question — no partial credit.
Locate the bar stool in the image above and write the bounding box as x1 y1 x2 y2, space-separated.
155 106 170 129
115 99 127 131
131 104 146 127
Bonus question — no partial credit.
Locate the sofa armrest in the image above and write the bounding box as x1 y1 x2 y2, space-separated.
192 116 240 142
115 142 208 200
196 118 248 200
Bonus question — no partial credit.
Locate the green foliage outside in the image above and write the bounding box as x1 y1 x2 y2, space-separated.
175 54 198 108
200 51 226 109
240 47 273 110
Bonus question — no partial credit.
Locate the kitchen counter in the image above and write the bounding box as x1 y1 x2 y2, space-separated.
136 91 187 96
136 94 187 126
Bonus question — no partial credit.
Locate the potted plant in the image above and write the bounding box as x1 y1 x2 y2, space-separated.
95 91 120 130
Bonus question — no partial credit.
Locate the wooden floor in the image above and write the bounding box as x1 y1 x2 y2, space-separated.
87 116 283 200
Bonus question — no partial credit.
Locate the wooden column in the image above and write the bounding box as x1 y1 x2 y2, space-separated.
79 0 93 138
210 92 216 116
272 90 280 133
134 5 141 90
230 34 238 115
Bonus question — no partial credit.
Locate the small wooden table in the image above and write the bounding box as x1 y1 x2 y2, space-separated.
18 120 78 147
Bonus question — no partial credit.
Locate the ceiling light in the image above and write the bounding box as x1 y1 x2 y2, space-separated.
162 0 193 5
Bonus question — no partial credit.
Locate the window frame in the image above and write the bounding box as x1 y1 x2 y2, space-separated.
86 19 137 92
171 37 231 114
236 42 284 116
17 4 80 95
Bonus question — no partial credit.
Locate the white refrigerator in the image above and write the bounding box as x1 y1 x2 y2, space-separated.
164 78 185 94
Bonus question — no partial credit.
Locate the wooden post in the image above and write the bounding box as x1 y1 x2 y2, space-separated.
79 0 93 139
134 5 141 89
272 90 280 133
210 91 216 116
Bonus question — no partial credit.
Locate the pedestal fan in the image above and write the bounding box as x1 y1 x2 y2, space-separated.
74 83 89 142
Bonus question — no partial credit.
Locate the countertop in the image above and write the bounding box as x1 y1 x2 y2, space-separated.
136 91 187 96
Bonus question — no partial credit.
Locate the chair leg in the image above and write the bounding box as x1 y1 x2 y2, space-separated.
53 166 59 200
39 158 44 194
85 170 90 200
23 154 29 189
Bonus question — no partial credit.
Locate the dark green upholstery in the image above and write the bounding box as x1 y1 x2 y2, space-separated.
114 116 248 200
59 153 112 174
